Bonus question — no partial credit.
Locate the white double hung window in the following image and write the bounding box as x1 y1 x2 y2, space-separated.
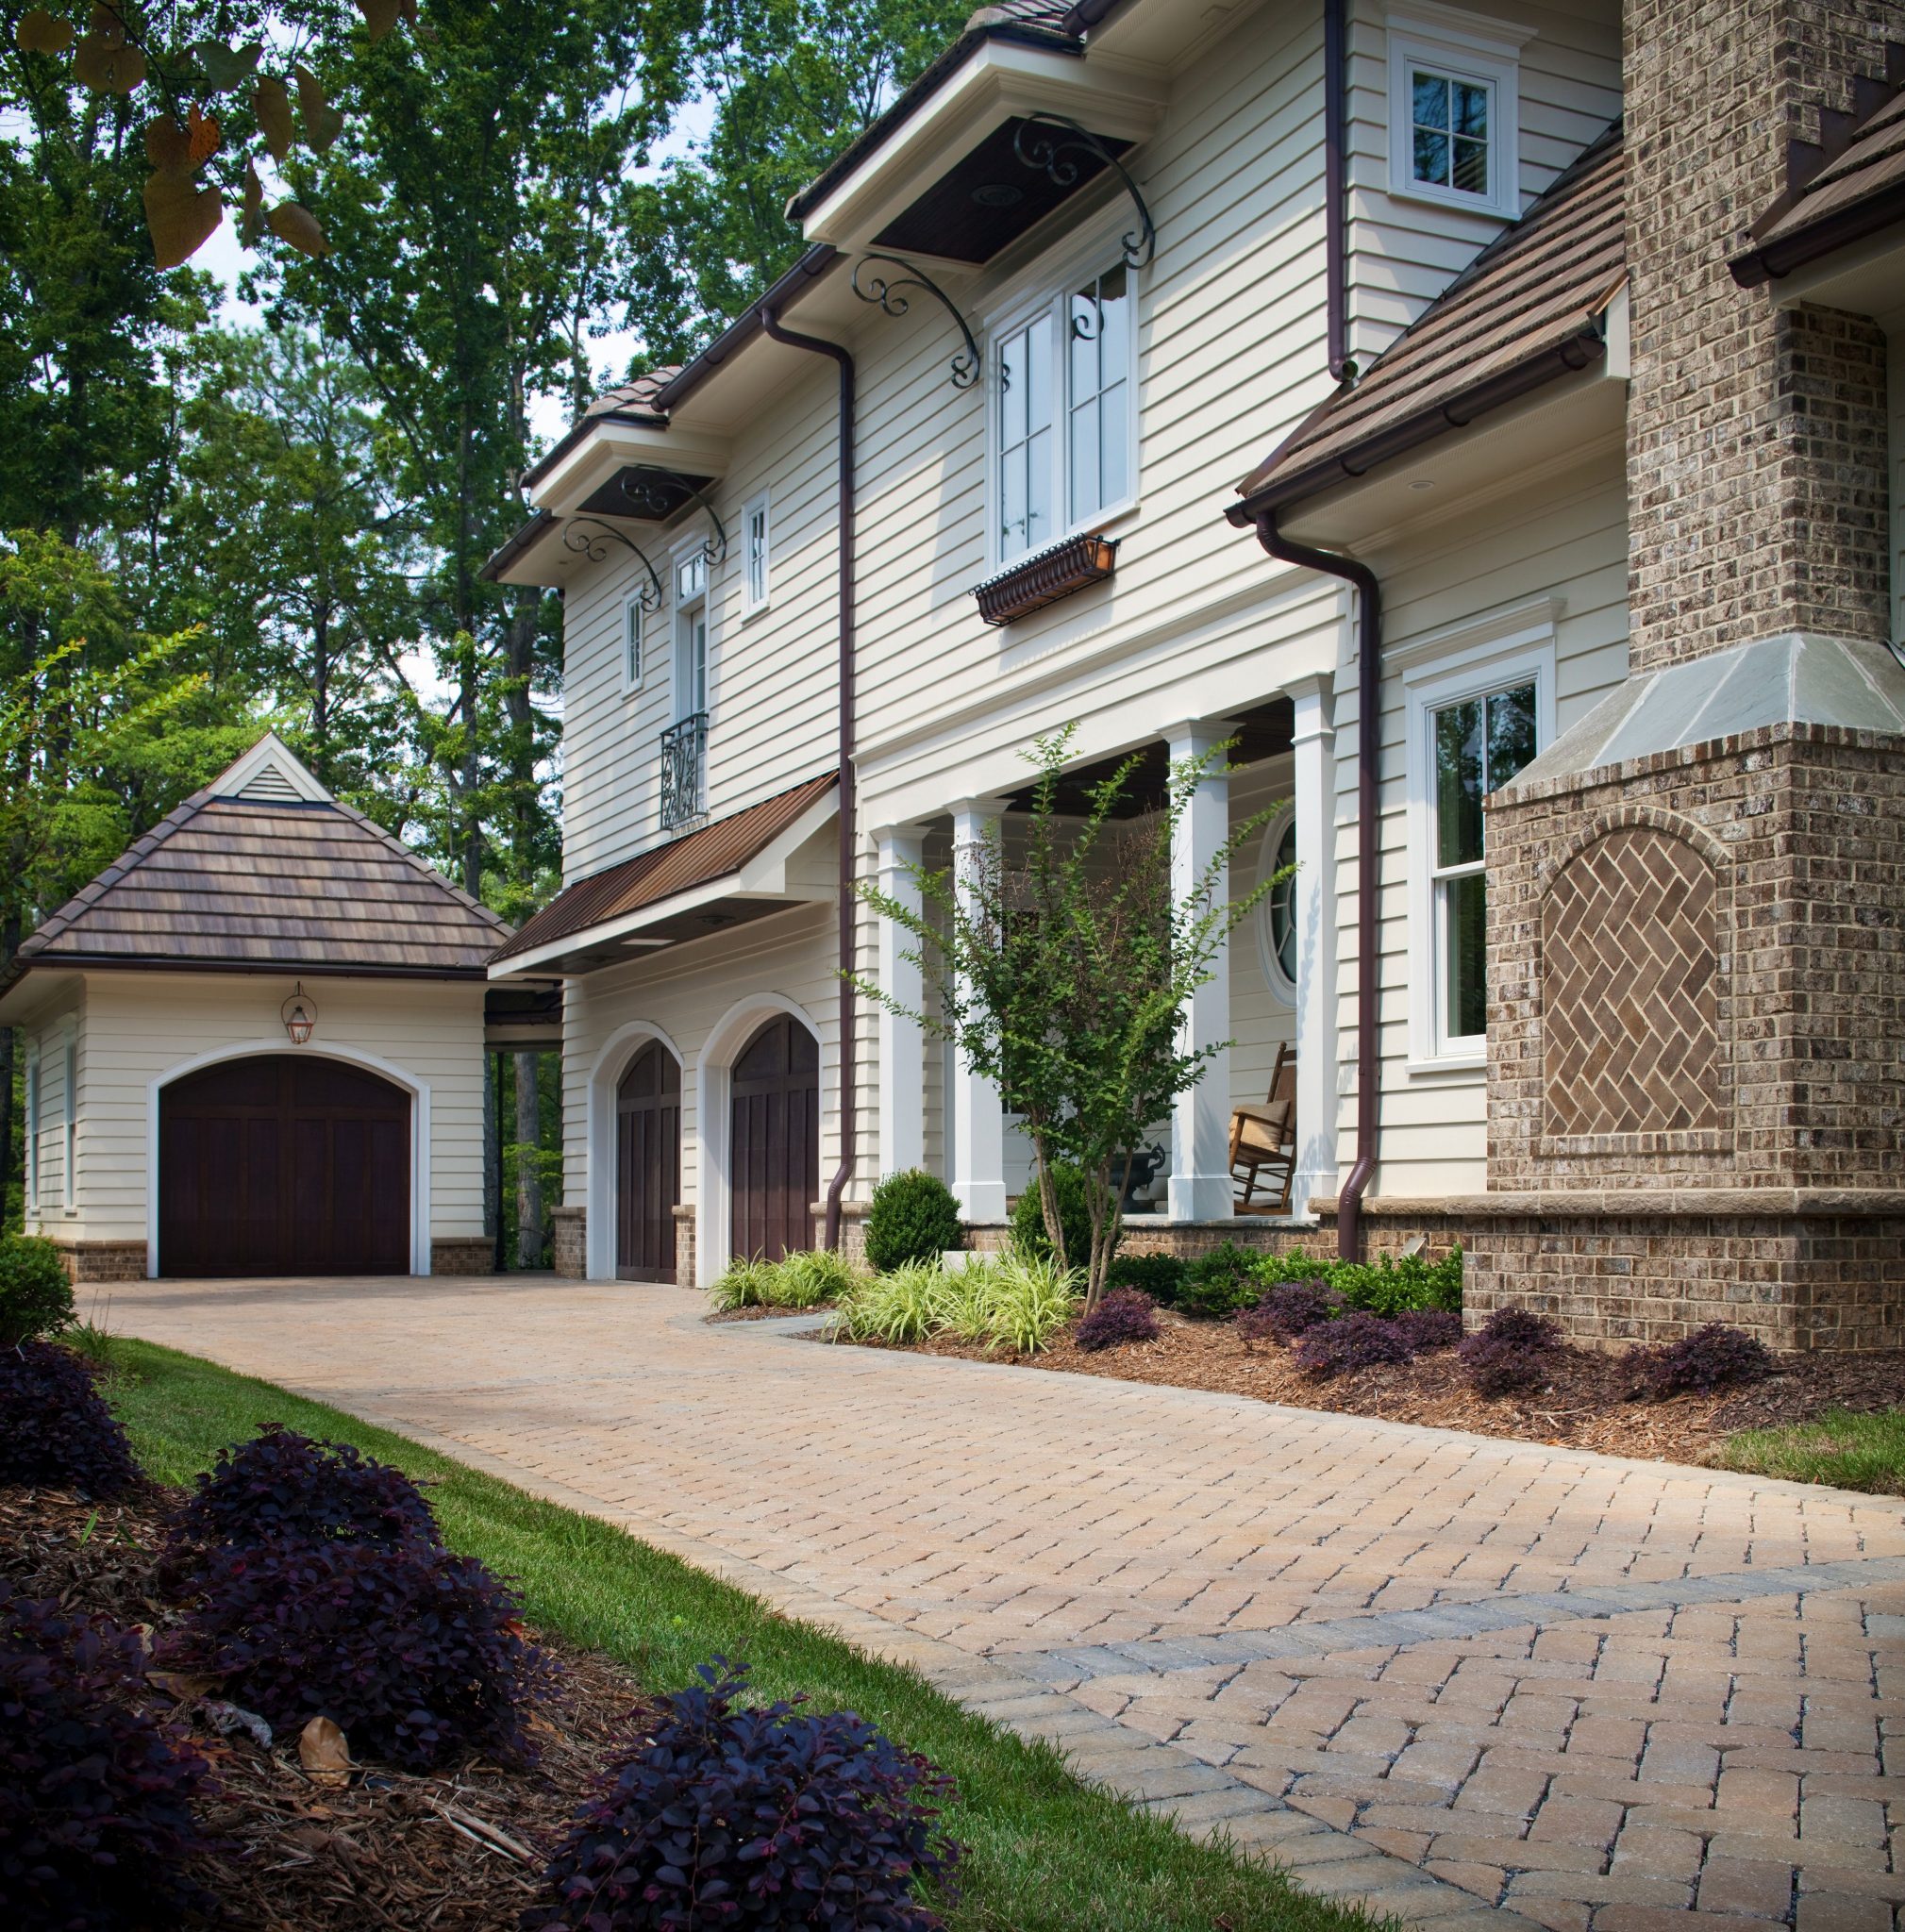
995 258 1134 564
675 552 708 722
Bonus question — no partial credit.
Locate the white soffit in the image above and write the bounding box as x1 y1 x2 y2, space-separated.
530 419 732 518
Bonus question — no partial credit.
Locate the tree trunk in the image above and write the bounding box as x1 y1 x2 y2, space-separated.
513 1048 544 1267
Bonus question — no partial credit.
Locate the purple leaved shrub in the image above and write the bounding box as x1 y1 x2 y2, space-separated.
165 1537 552 1771
1247 1280 1344 1343
1 1584 217 1932
1629 1323 1775 1400
1075 1289 1160 1352
525 1660 959 1932
1292 1311 1413 1380
1392 1308 1464 1353
0 1343 138 1498
1457 1307 1563 1398
175 1423 440 1553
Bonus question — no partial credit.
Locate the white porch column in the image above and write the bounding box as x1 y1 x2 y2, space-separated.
948 798 1009 1222
874 824 927 1178
1287 673 1339 1216
1166 720 1237 1222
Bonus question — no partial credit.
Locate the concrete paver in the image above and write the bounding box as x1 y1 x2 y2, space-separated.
109 1274 1905 1930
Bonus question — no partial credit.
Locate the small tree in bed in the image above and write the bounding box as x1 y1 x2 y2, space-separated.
856 727 1278 1310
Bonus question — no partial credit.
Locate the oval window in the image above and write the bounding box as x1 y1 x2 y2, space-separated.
1266 816 1298 992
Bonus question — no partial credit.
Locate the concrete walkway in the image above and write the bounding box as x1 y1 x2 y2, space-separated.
110 1274 1905 1932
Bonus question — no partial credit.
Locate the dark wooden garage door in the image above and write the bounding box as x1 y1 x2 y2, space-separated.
616 1042 681 1282
730 1016 818 1264
159 1056 410 1277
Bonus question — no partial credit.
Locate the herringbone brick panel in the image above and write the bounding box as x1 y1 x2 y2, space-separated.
1542 825 1721 1137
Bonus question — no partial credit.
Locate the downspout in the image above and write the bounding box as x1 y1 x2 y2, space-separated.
1251 509 1379 1261
1324 0 1354 384
760 306 857 1251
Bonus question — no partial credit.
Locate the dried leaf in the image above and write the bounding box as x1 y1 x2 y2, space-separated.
187 103 220 165
267 199 329 258
254 75 293 159
355 0 400 42
143 166 223 268
190 37 260 89
143 113 191 171
146 1668 219 1700
74 31 143 92
239 159 265 246
298 1714 353 1777
15 9 75 55
293 62 342 153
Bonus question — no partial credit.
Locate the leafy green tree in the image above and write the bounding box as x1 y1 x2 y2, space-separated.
858 730 1283 1310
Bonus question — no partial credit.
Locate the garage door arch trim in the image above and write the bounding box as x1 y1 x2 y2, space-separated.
147 1041 430 1278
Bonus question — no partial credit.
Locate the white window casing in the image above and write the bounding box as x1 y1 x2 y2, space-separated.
1385 7 1528 221
743 491 771 614
62 1026 76 1210
1403 617 1556 1073
620 589 644 695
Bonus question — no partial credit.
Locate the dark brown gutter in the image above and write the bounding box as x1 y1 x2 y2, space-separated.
522 407 669 494
757 306 858 1253
1228 322 1606 521
479 508 556 585
653 247 841 414
1324 0 1351 383
1730 192 1905 288
1250 512 1380 1263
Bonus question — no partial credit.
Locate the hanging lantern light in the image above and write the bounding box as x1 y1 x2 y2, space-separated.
281 982 317 1046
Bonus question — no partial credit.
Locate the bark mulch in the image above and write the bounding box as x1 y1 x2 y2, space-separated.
1 1482 650 1931
831 1313 1905 1474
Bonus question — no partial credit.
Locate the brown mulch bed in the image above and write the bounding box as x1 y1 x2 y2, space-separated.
704 1301 835 1324
831 1313 1905 1471
1 1482 648 1930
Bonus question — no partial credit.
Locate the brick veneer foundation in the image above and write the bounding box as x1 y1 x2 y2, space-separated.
48 1240 149 1285
551 1206 586 1278
429 1238 497 1276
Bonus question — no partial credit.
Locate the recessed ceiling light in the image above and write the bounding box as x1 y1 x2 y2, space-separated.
971 182 1025 209
1408 479 1437 491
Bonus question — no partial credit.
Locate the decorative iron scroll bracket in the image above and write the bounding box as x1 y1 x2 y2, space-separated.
612 469 729 567
1011 114 1155 271
560 518 664 610
850 254 982 391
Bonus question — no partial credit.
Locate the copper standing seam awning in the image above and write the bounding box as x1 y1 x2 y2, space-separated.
489 774 840 977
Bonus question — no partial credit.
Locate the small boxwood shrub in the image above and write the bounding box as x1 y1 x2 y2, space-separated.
0 1236 74 1347
176 1423 440 1552
1 1585 216 1932
0 1343 137 1498
1292 1311 1413 1379
1075 1288 1159 1353
1009 1162 1102 1274
1259 1244 1463 1316
1251 1280 1342 1342
1458 1307 1563 1398
166 1538 553 1770
865 1170 963 1273
525 1660 959 1932
1630 1323 1775 1399
1177 1242 1263 1321
1105 1252 1187 1306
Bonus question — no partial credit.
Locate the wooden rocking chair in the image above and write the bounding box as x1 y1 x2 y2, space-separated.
1229 1042 1296 1214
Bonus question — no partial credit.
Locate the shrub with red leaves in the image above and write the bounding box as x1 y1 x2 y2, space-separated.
165 1537 553 1771
175 1423 440 1553
1392 1308 1463 1353
0 1342 137 1498
1075 1289 1160 1352
1245 1281 1343 1344
1457 1307 1563 1398
1 1584 216 1932
1629 1323 1775 1399
524 1659 959 1931
1292 1311 1413 1379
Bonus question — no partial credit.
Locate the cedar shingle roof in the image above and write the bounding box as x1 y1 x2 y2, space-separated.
9 746 510 985
1231 122 1626 517
493 774 837 965
1731 65 1905 286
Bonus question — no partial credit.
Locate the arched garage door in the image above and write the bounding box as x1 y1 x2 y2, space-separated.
159 1056 410 1277
729 1016 818 1264
616 1041 681 1281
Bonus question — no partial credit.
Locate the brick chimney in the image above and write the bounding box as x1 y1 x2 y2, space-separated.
1624 0 1896 675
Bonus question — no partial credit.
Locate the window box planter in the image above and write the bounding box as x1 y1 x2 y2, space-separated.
972 531 1119 626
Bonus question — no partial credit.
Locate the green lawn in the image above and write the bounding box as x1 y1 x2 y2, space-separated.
1714 1407 1905 1495
103 1337 1370 1932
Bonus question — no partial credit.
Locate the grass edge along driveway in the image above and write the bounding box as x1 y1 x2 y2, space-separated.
104 1337 1378 1932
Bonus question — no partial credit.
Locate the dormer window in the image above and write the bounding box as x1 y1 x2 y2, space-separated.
1386 10 1524 220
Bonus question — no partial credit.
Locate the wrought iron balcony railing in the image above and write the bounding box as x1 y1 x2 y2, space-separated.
660 711 707 830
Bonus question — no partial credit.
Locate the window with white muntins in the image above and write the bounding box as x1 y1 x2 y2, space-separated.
743 491 770 613
620 590 644 695
1386 10 1525 220
994 257 1135 564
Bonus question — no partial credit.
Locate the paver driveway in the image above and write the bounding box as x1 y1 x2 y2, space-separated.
111 1274 1905 1932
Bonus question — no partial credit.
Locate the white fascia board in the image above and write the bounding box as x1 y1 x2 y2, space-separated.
530 420 734 517
0 964 81 1029
487 792 839 979
799 41 1168 252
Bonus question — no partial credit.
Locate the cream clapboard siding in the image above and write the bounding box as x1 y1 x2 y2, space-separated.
1328 455 1629 1197
19 986 80 1233
1343 0 1622 371
74 973 490 1245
